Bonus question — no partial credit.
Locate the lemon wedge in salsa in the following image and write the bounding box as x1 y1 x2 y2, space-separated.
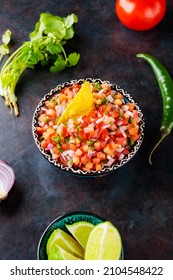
57 81 94 124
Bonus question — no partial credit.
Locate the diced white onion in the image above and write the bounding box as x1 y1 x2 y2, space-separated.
56 123 64 134
104 156 115 166
98 89 106 95
62 150 75 158
123 105 129 111
119 154 125 161
77 116 84 123
126 111 133 117
107 95 114 103
101 124 111 130
55 105 65 116
47 143 54 150
117 120 123 126
96 116 105 124
119 126 127 138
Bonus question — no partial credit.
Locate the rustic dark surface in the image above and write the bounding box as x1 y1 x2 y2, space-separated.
0 0 173 260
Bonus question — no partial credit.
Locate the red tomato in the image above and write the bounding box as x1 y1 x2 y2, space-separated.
115 0 166 31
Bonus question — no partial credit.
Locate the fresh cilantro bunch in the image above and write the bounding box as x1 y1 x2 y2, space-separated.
0 13 80 116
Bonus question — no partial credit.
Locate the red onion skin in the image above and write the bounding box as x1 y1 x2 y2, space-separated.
0 160 15 200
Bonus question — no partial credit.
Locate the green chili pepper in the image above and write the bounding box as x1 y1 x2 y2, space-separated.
137 53 173 164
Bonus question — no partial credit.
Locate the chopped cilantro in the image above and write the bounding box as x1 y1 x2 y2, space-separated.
101 97 108 104
93 81 102 91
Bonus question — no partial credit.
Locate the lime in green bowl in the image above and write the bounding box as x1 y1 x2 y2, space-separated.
37 211 124 260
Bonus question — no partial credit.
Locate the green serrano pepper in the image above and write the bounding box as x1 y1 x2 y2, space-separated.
137 53 173 164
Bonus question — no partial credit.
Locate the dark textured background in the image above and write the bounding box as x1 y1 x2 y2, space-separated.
0 0 173 260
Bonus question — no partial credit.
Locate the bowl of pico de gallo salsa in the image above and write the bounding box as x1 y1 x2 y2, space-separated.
32 78 145 176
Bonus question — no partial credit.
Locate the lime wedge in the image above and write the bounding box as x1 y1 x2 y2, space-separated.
85 221 122 260
48 245 82 260
66 221 94 249
46 228 84 259
57 81 94 124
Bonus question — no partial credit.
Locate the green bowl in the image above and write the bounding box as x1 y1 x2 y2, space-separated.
37 211 124 260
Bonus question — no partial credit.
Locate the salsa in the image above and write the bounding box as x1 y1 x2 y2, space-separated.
35 81 141 172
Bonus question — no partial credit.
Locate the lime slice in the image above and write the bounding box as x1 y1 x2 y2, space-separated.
46 228 84 259
48 245 82 260
66 221 95 249
57 81 94 124
85 221 122 260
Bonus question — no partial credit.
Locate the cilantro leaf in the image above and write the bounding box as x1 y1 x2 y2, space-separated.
64 14 78 29
50 55 67 72
67 52 80 67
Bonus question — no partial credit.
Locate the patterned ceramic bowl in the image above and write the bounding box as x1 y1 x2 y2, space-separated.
32 78 145 176
37 211 124 260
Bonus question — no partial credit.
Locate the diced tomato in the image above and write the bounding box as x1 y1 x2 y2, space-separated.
78 130 88 141
109 123 117 131
133 110 140 122
61 143 69 151
128 103 135 111
117 137 127 146
123 148 130 155
45 100 56 109
100 128 108 141
58 94 67 103
62 126 68 137
94 141 102 151
97 152 106 160
81 144 89 153
109 110 119 119
71 83 81 92
52 147 60 154
101 83 111 91
82 116 90 124
46 109 56 119
95 164 102 171
96 121 104 130
98 104 106 114
40 140 48 149
122 117 129 125
38 113 48 123
104 143 114 157
114 99 122 106
69 143 78 151
115 93 123 100
76 148 83 156
92 157 101 164
131 134 139 142
81 154 89 165
83 162 94 171
115 128 124 137
35 127 44 134
128 125 139 136
47 127 55 135
73 156 80 164
109 141 119 150
89 129 99 139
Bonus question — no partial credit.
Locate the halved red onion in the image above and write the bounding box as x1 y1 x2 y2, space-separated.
0 160 15 200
